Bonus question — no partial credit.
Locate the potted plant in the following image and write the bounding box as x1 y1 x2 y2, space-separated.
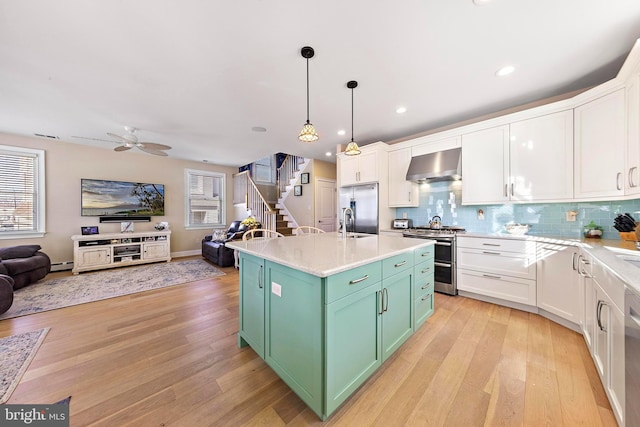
583 220 603 238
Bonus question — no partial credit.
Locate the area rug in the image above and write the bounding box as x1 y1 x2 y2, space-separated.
0 328 49 404
0 260 225 320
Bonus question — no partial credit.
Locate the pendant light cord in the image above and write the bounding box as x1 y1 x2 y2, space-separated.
306 57 310 124
351 86 354 142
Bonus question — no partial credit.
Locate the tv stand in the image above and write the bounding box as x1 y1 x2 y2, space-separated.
71 231 171 274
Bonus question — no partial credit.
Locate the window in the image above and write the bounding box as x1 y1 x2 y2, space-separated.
0 145 45 239
185 169 225 228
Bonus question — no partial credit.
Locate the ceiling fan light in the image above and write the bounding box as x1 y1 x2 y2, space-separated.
299 122 319 142
345 140 360 156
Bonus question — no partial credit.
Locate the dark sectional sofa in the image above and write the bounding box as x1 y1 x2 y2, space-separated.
0 244 51 314
202 221 253 267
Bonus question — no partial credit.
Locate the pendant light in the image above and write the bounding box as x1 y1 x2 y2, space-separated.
298 46 318 143
344 80 361 156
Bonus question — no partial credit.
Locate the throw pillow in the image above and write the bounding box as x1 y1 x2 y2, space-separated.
0 245 42 259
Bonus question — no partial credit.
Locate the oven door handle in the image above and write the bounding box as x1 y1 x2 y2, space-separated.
434 241 452 247
434 262 452 268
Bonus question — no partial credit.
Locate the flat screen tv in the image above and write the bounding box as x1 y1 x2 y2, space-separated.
81 179 165 217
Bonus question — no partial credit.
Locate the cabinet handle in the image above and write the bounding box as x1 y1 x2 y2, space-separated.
630 167 638 188
482 243 501 247
597 300 608 332
421 252 431 257
630 306 640 327
258 265 263 288
378 291 383 315
511 183 514 196
421 267 431 274
394 260 407 268
421 283 430 290
409 191 411 202
504 184 508 197
482 273 502 280
421 294 432 301
616 172 623 191
349 274 369 285
482 251 501 255
571 252 578 271
383 288 389 313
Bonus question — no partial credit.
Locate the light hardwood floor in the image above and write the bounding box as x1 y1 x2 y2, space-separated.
0 257 617 426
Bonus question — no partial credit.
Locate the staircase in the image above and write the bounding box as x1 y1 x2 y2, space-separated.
273 207 294 236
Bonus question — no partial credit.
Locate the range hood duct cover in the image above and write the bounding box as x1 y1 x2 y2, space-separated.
405 147 462 182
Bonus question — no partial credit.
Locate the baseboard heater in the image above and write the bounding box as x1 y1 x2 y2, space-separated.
51 261 74 272
99 215 151 223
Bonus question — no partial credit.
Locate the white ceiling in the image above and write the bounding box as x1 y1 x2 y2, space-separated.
1 0 640 167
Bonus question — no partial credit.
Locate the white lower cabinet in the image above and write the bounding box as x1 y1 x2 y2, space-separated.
457 236 536 307
537 243 581 327
591 259 626 426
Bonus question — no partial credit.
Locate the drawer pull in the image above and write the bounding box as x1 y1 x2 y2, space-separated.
482 251 501 255
394 260 407 268
482 243 501 247
482 273 501 280
421 294 432 301
421 252 431 257
421 283 430 290
421 268 431 274
349 274 369 285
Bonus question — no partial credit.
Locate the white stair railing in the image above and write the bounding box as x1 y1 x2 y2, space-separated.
277 155 305 198
234 171 276 231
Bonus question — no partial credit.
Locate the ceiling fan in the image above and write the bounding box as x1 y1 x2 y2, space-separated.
73 126 172 156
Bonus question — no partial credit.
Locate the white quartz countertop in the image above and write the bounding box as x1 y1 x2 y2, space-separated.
226 232 435 277
460 232 640 295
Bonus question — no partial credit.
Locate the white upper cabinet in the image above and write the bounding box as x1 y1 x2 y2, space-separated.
574 89 626 199
461 125 510 204
509 110 574 201
461 110 573 204
338 150 379 186
627 73 640 195
388 148 418 207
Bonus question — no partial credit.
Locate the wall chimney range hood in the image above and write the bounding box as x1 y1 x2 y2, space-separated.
405 147 462 182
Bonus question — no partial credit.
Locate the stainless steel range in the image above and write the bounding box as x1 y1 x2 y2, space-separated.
402 225 465 296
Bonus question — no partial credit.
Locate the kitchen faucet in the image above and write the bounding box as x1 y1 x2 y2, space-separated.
342 207 353 238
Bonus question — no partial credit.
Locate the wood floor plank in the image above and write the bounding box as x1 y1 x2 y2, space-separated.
0 258 616 426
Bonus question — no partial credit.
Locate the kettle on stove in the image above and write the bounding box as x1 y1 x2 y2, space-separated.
429 215 442 229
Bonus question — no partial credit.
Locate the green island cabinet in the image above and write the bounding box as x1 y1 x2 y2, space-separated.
237 244 435 420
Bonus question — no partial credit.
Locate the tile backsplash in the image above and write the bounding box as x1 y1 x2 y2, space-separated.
396 181 640 239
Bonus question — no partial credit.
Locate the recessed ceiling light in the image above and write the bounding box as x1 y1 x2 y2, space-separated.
496 65 516 77
396 107 407 114
251 126 267 132
337 130 346 136
325 152 332 157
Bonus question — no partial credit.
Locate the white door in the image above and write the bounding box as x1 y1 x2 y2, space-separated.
316 178 336 231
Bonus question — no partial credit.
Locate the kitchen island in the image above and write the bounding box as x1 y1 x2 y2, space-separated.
226 232 435 420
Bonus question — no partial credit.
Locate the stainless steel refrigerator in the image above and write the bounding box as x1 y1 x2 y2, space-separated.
338 183 379 234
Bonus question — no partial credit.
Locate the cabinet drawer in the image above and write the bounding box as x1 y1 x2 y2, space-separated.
414 262 434 294
456 236 536 254
382 252 413 279
592 260 624 310
457 247 536 280
458 268 536 306
414 244 435 263
326 261 382 304
414 289 434 329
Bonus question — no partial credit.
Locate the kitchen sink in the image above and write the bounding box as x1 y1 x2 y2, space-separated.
616 254 640 269
338 233 374 239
